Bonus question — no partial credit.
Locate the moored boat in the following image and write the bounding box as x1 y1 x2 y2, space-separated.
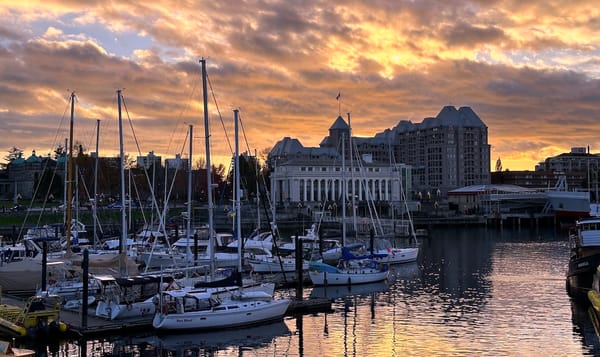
152 289 290 331
0 295 67 339
308 247 390 286
566 217 600 301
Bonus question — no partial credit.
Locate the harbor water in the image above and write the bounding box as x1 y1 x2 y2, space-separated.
27 226 600 356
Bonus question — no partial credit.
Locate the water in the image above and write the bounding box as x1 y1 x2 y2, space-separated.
25 226 600 356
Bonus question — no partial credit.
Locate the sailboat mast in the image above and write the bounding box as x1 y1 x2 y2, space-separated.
234 109 242 272
117 89 127 276
200 58 216 277
186 124 193 248
65 92 75 253
93 120 100 250
341 132 346 246
348 112 357 238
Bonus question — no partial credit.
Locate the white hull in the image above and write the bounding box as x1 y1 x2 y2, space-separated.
372 247 419 264
153 298 290 330
250 258 308 273
546 191 590 217
309 268 389 286
96 298 156 320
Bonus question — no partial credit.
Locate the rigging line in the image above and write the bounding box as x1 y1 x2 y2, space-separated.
164 72 201 160
18 93 73 239
238 113 252 155
206 73 233 155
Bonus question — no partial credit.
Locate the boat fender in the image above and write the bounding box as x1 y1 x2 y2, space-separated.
127 303 133 311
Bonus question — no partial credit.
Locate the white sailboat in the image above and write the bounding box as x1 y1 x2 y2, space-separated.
152 60 290 331
309 129 389 286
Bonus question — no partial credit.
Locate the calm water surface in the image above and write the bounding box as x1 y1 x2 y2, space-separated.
31 226 600 356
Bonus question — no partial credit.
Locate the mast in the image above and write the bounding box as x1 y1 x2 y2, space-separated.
186 124 193 258
341 132 346 246
93 120 100 250
234 109 242 272
200 58 216 277
117 89 127 276
255 149 260 230
348 112 357 238
65 92 75 253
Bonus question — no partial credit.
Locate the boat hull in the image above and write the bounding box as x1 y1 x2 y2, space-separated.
249 258 308 273
95 299 156 320
372 247 419 264
547 191 590 217
566 254 600 301
309 269 389 286
152 299 290 330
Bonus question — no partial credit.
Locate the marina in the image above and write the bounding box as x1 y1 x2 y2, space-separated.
0 225 597 356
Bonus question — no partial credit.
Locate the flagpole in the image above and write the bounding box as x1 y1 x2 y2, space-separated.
336 91 341 115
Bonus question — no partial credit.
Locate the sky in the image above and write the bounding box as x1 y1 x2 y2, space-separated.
1 0 600 172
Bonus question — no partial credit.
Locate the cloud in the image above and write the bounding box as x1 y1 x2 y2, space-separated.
0 0 599 172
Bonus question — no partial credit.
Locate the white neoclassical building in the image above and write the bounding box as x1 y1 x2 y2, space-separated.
271 157 412 207
269 115 412 211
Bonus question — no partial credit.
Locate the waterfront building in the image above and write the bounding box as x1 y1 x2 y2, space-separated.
372 106 491 195
535 147 600 177
448 184 547 216
269 117 412 213
269 105 491 203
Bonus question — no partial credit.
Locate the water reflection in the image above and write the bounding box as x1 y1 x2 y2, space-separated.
28 227 600 356
79 320 291 356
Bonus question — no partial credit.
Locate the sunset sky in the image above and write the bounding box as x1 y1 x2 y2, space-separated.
1 1 599 171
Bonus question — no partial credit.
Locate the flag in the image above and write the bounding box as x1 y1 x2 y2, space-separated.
336 92 341 100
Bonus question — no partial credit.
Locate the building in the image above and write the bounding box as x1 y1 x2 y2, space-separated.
269 118 412 212
5 150 58 200
269 105 491 202
535 147 600 174
372 106 491 195
165 154 189 170
136 151 162 170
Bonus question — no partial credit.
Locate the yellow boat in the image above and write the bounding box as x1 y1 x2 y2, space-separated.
0 294 67 338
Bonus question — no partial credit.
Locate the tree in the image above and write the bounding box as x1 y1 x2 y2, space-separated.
195 156 206 170
4 146 23 162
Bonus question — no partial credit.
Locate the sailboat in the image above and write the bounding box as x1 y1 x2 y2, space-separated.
309 129 389 286
0 93 139 295
152 60 290 331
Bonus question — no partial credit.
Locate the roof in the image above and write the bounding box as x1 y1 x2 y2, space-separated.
448 184 535 195
329 115 349 130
